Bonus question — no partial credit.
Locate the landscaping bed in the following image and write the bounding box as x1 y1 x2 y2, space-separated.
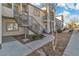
53 32 72 55
13 34 45 44
28 32 72 56
13 31 72 56
27 34 45 41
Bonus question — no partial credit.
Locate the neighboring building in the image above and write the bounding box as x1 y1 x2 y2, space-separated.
55 15 64 30
42 3 55 33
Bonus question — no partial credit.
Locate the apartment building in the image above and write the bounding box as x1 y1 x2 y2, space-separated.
2 3 45 37
0 3 46 47
0 3 55 49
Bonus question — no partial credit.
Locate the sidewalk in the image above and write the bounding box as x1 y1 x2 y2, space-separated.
0 35 54 56
63 30 79 56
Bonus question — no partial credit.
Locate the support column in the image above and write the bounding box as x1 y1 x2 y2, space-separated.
12 3 14 17
47 4 50 33
54 11 56 32
20 3 22 12
52 6 57 51
62 15 64 29
0 3 2 49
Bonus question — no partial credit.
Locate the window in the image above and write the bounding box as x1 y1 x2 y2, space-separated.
6 22 18 32
50 11 54 20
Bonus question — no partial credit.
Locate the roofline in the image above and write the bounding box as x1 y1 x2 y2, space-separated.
27 3 45 13
56 15 63 17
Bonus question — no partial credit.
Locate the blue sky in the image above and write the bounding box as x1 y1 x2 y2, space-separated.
56 3 79 15
56 3 79 24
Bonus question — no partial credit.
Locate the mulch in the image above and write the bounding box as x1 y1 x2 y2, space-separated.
53 32 72 55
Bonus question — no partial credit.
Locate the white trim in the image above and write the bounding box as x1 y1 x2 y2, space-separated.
0 3 2 45
12 3 14 17
47 4 51 33
20 3 22 12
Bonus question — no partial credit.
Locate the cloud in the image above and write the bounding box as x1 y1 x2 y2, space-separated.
69 15 79 20
66 15 79 23
58 10 70 16
75 4 79 10
57 3 79 10
57 3 68 10
57 3 66 7
64 15 79 24
63 11 70 15
66 3 75 9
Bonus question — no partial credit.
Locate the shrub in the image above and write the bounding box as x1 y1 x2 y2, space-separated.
56 29 62 33
69 29 73 32
31 34 45 41
63 28 66 31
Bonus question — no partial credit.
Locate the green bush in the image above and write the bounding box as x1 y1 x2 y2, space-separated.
69 29 73 32
56 29 62 33
31 34 45 41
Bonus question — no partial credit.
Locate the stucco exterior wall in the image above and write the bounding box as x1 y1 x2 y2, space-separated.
2 19 25 36
2 3 45 36
2 6 13 17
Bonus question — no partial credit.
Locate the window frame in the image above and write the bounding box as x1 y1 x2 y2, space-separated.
6 22 19 32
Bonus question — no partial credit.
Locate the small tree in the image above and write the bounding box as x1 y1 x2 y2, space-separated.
67 19 77 29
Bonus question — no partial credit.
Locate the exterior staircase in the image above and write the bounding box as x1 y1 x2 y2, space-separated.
13 8 44 42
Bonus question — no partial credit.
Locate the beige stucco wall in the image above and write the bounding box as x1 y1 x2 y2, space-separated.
2 24 24 36
2 6 13 17
2 4 45 36
2 4 25 36
2 19 25 36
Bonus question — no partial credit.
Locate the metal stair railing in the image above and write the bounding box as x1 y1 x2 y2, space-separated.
13 8 44 40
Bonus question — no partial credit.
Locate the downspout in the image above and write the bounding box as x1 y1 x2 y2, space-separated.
0 3 2 49
12 3 14 17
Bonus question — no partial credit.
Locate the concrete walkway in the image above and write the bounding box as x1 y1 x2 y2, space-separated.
63 30 79 56
0 35 54 56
